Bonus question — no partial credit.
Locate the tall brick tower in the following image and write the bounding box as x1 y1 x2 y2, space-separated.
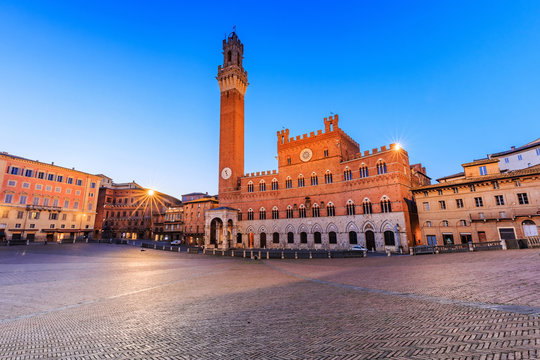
217 32 248 195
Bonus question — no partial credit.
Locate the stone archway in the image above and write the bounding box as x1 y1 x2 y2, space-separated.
365 230 376 251
523 220 538 237
210 218 223 247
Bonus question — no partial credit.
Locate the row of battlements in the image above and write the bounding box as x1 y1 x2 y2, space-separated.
276 115 344 146
341 143 408 163
243 169 278 179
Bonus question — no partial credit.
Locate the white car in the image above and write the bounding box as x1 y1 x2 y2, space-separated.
350 245 367 251
171 240 182 245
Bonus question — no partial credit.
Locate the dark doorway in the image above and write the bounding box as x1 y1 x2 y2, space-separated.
260 233 266 248
300 232 307 243
384 231 395 246
272 232 279 244
365 230 375 250
329 231 337 244
314 232 321 244
287 232 294 243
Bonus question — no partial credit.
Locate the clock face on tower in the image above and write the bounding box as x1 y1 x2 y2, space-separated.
221 167 232 180
300 148 313 162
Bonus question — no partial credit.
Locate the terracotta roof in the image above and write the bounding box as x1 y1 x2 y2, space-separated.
183 197 218 204
413 164 540 191
489 138 540 157
0 152 101 178
461 158 499 167
436 172 465 182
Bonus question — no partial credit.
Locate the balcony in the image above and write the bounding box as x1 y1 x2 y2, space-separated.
26 204 62 212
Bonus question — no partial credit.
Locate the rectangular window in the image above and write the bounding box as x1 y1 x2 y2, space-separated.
469 184 476 192
15 223 21 228
64 200 70 208
90 182 96 189
75 190 81 195
4 194 13 203
536 148 540 156
517 193 529 205
495 195 505 206
55 187 61 193
66 189 71 194
76 179 82 186
285 179 292 189
43 198 49 206
89 193 94 197
456 199 463 208
439 201 446 210
56 175 63 183
45 186 52 191
29 211 40 220
10 167 20 175
423 202 430 211
426 235 437 246
88 203 93 211
62 214 67 221
33 197 40 205
492 181 499 189
475 197 483 207
22 182 30 189
7 180 16 187
29 224 35 229
479 166 487 176
37 171 45 179
67 177 73 184
324 149 329 157
52 199 59 207
19 195 27 205
24 169 33 177
437 189 443 195
47 174 54 181
517 154 523 161
49 213 58 220
17 211 23 219
35 184 42 190
453 187 458 194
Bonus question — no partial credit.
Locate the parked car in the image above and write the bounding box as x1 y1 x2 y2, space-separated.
350 245 367 251
171 240 182 245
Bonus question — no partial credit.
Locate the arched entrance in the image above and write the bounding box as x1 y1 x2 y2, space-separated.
248 232 254 248
210 218 223 247
523 220 538 237
260 233 267 248
365 230 375 251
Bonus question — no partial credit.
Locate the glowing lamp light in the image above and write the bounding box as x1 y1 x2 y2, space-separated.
147 189 155 196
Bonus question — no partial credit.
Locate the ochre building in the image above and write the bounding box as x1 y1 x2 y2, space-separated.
412 159 540 245
0 152 101 242
205 33 430 252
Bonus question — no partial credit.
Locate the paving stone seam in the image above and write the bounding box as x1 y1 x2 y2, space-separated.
263 261 540 317
0 266 229 325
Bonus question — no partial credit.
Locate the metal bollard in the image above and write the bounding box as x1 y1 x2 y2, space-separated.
266 251 269 259
309 252 312 259
328 251 331 259
243 250 246 258
295 252 298 259
281 251 284 259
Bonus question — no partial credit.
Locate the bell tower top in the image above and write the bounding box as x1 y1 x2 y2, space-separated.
217 32 248 95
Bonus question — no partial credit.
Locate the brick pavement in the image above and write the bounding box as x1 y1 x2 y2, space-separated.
0 244 538 359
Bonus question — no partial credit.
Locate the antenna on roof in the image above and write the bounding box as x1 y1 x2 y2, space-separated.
232 25 236 33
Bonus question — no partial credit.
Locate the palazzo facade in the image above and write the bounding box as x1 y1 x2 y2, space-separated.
205 33 430 252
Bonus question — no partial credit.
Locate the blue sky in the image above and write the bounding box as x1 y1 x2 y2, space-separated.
1 1 539 197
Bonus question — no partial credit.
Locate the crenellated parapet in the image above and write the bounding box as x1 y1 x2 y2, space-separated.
341 143 408 163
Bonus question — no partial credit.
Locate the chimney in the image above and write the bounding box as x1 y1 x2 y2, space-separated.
511 146 516 150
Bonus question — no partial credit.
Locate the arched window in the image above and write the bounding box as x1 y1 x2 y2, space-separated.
227 50 231 62
300 232 307 243
329 231 337 244
299 204 306 218
298 174 305 187
377 160 387 175
271 178 278 190
442 220 449 227
285 176 292 189
259 207 266 220
286 205 294 219
326 202 335 216
360 164 369 178
325 170 333 184
259 180 266 192
247 181 254 193
346 200 355 216
287 232 294 243
247 208 254 220
349 231 358 244
272 206 279 219
314 231 321 244
384 230 395 246
311 172 318 186
237 212 242 221
381 196 392 213
344 167 352 181
363 198 372 214
312 203 320 217
273 232 280 243
237 233 242 243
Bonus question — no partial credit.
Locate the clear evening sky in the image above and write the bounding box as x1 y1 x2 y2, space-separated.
1 1 539 198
